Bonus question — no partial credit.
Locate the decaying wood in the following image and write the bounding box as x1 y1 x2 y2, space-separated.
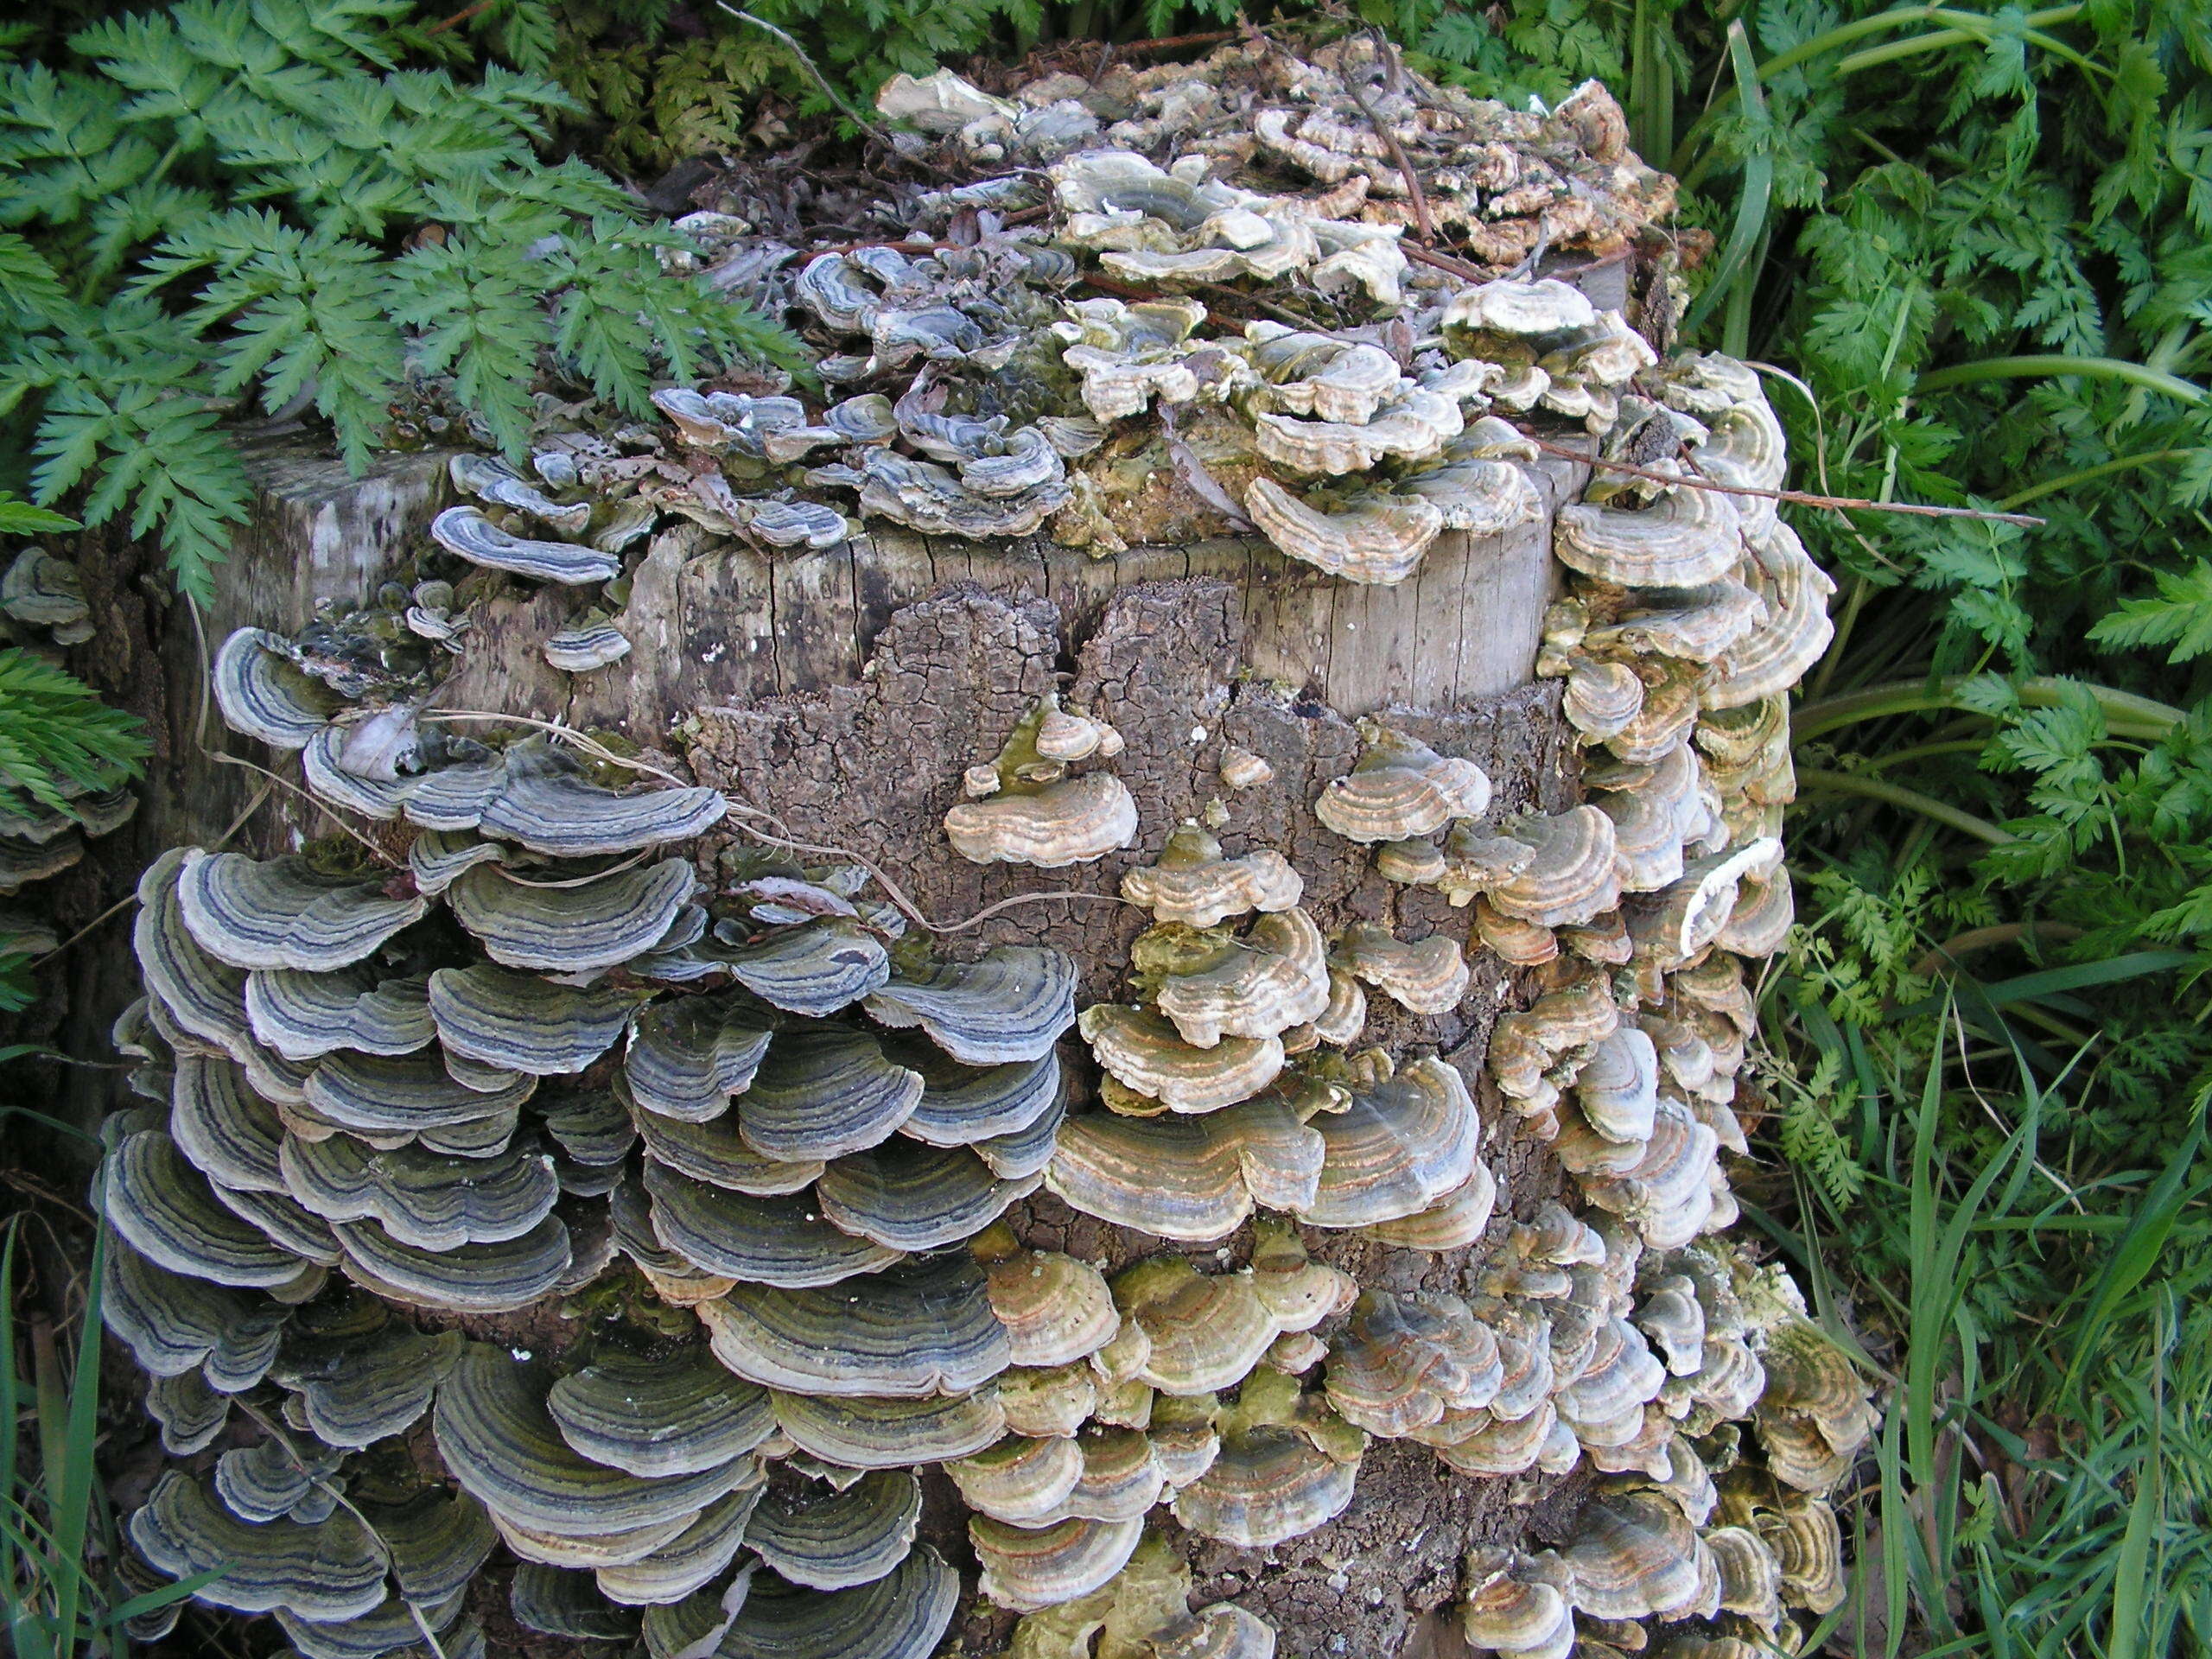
435 450 1583 733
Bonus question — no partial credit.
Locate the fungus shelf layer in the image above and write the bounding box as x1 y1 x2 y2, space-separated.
104 30 1868 1659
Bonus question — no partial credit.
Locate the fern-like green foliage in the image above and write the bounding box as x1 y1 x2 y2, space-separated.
547 0 1049 171
0 486 74 537
0 489 144 823
0 0 807 604
0 645 149 822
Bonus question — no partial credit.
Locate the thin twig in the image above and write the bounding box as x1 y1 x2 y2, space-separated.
30 895 137 972
1084 271 1353 342
207 751 400 864
1079 271 1188 304
717 6 943 175
226 1398 451 1657
1542 247 1637 282
187 595 397 863
1197 283 1358 340
726 814 1139 933
416 711 695 788
1341 76 1435 246
0 1169 94 1229
424 0 495 35
33 776 276 969
416 709 1138 935
1115 29 1241 54
1367 26 1408 95
1522 435 2047 527
814 238 954 257
486 848 654 888
1402 240 1502 284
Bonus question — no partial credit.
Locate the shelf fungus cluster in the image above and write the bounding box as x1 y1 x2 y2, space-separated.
1258 341 1858 1653
116 615 1110 1658
946 696 1139 869
100 30 1875 1659
390 36 1681 609
1453 1256 1869 1658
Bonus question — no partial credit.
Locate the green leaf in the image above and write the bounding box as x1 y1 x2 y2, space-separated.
0 647 149 816
0 493 77 535
2088 558 2212 661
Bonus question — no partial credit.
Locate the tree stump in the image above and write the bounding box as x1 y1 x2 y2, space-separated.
81 432 1592 1656
70 38 1868 1659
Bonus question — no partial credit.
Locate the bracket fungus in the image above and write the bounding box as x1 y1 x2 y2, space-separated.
213 627 346 750
1120 823 1301 927
696 1253 1011 1396
1079 1006 1286 1114
1112 1239 1354 1395
1315 723 1492 843
1305 1055 1484 1226
176 852 429 975
1243 478 1445 585
946 698 1141 868
108 41 1865 1658
1332 923 1471 1014
430 505 623 585
3 546 92 639
449 858 698 974
1169 1370 1363 1548
864 944 1079 1065
545 620 634 673
1044 1096 1322 1241
1149 908 1332 1048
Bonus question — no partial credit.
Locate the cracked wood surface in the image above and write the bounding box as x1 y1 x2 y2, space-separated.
442 448 1579 730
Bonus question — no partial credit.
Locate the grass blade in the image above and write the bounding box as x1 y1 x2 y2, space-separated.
1915 354 2207 405
1879 1402 1909 1658
2105 1304 2164 1659
1681 20 1775 341
0 1221 18 1617
108 1565 228 1622
48 1229 103 1659
2063 1102 2208 1394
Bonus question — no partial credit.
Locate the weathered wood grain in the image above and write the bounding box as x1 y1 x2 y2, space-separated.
435 449 1586 733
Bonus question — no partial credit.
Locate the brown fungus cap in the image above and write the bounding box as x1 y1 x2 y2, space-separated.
976 1513 1147 1614
1153 908 1332 1048
946 772 1141 868
1169 1370 1363 1549
1243 479 1445 586
1079 1005 1286 1115
1314 723 1492 844
984 1248 1121 1370
1555 481 1744 591
1045 1096 1323 1243
1120 824 1302 927
1111 1250 1352 1395
1560 1491 1712 1621
950 1434 1087 1526
1440 808 1621 927
1332 923 1471 1014
1323 1289 1505 1438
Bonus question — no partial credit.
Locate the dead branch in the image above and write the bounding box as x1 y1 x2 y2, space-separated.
1523 436 2047 527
